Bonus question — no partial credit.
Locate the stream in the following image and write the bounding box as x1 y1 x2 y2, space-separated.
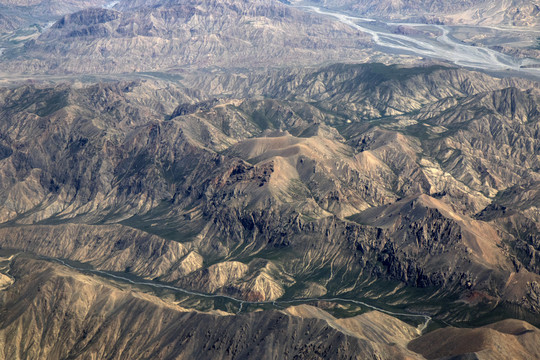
52 258 432 332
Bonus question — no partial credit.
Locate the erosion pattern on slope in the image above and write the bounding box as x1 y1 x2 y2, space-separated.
0 64 539 323
1 0 374 74
1 257 539 360
0 258 423 360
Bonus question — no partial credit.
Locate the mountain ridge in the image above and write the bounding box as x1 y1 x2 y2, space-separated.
0 65 539 325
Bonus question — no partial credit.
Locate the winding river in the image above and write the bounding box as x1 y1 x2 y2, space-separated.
301 6 540 77
50 258 432 332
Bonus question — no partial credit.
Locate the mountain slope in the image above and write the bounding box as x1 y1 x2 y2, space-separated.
0 0 108 32
2 255 540 359
408 319 540 359
0 256 423 360
0 64 539 325
1 0 373 75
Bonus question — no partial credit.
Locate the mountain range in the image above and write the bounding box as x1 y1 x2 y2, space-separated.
0 0 539 359
1 0 376 75
0 63 540 358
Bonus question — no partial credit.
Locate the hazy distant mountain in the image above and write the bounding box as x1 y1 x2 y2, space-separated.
2 0 537 76
1 0 374 75
0 0 107 15
0 0 108 31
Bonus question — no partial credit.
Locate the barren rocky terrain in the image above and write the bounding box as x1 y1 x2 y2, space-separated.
0 63 539 317
0 0 376 75
1 256 539 359
0 0 539 358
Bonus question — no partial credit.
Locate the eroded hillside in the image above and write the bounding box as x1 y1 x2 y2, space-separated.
0 65 539 328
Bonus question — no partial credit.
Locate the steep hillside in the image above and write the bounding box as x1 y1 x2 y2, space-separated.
408 318 540 359
0 65 539 327
0 257 423 360
1 255 539 359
